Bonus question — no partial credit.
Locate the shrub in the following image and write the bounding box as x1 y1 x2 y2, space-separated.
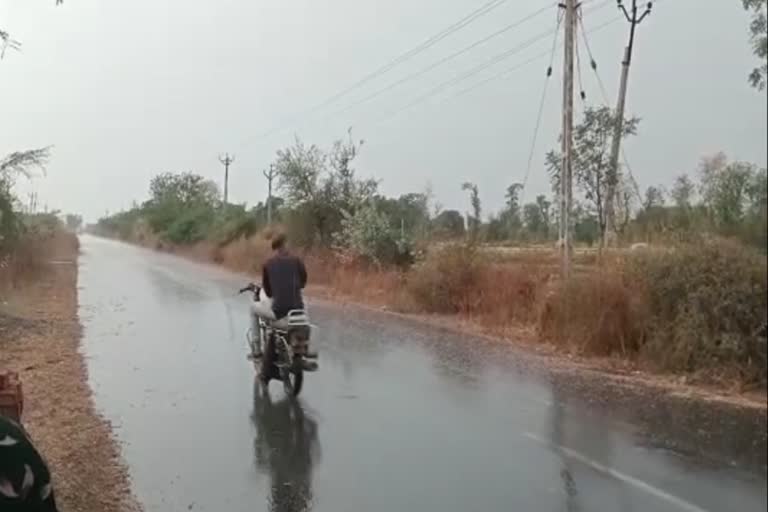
161 205 215 244
336 203 413 267
627 239 768 386
209 205 260 247
406 243 483 313
537 269 643 356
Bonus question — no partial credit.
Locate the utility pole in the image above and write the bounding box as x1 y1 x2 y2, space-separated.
263 164 277 224
559 0 577 278
218 153 235 204
604 0 652 246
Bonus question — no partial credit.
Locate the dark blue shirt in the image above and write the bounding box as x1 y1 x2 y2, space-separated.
262 250 307 318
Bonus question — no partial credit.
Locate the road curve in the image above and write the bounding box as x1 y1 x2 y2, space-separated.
77 236 766 512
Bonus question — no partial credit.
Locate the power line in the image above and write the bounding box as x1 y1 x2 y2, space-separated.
578 11 612 105
235 0 510 148
366 25 567 128
317 0 509 108
575 26 588 102
321 3 557 122
355 0 610 130
578 11 644 204
521 11 564 198
365 13 621 131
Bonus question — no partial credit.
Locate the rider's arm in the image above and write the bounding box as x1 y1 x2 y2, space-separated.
298 258 307 289
262 264 272 298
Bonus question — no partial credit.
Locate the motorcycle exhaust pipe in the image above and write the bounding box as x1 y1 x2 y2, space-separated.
301 360 319 372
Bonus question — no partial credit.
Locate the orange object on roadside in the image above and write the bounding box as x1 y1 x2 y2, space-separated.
0 370 23 421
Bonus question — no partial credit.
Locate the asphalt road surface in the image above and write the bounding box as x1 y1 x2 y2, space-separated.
77 236 767 512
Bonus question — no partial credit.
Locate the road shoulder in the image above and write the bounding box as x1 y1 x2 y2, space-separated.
0 234 140 511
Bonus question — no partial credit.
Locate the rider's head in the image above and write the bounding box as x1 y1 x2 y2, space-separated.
271 232 287 252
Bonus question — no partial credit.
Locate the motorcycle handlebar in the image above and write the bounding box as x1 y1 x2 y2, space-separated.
238 283 261 294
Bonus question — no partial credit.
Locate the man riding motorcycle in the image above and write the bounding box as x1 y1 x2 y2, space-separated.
250 232 307 382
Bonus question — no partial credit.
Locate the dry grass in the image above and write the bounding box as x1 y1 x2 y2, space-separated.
537 269 643 356
0 232 140 512
116 228 768 390
406 244 548 325
1 235 49 291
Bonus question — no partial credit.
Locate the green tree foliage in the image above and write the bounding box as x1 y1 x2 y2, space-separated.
64 214 83 232
742 0 768 90
336 202 413 266
143 172 220 243
547 106 640 243
698 153 767 246
461 182 481 242
275 134 376 247
373 193 430 239
431 210 465 239
0 147 51 253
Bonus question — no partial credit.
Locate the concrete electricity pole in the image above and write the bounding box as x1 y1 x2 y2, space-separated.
604 0 652 246
218 153 235 204
559 0 577 278
263 164 278 224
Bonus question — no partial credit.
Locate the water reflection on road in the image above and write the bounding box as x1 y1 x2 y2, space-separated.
252 382 321 512
77 236 766 512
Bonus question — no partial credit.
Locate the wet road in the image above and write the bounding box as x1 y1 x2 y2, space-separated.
77 236 766 512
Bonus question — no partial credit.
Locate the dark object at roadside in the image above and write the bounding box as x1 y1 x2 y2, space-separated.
0 414 59 511
1 372 58 511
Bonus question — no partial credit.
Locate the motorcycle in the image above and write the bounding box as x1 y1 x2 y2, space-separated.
239 283 317 397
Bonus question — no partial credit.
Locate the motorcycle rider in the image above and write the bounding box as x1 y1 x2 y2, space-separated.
250 232 307 382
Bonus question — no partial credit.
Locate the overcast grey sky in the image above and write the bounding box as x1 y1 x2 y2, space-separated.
1 0 766 221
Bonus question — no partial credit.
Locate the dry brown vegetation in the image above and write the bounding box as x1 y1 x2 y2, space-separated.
124 227 768 392
0 232 139 512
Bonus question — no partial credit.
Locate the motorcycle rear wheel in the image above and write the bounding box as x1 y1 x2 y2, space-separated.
280 361 304 397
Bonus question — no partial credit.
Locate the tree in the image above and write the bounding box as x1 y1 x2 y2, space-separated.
521 195 552 241
275 135 377 247
144 172 220 242
523 203 545 238
742 0 768 90
374 193 430 239
671 174 695 209
546 106 640 244
432 210 465 239
461 182 481 242
699 153 756 232
336 202 413 266
501 183 524 239
275 138 326 205
1 147 52 253
65 214 83 232
1 148 51 187
328 129 375 213
148 172 219 205
643 186 666 211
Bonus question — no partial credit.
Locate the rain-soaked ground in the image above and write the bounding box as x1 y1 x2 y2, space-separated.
77 236 767 512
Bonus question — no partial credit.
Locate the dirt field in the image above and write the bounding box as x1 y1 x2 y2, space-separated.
0 234 139 512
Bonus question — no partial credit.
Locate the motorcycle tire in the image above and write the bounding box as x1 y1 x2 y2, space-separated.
281 360 304 397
